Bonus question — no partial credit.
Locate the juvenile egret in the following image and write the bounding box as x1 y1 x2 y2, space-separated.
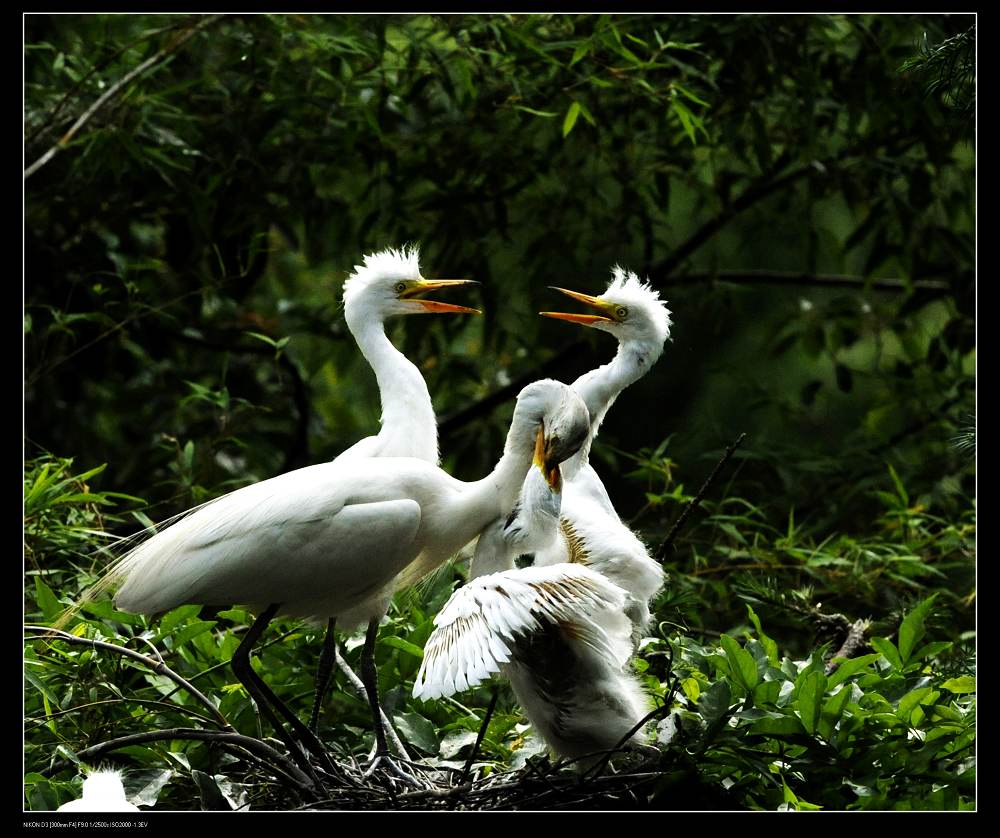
56 769 138 813
336 246 479 465
411 269 673 767
103 380 589 776
412 440 651 765
310 247 479 733
537 267 673 638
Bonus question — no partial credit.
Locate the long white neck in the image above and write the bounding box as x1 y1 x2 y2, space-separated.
346 309 439 464
455 403 544 529
564 341 653 478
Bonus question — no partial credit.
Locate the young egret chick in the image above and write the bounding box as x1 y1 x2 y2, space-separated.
538 267 673 639
413 439 652 766
101 380 589 778
337 245 480 465
56 769 138 813
311 246 479 733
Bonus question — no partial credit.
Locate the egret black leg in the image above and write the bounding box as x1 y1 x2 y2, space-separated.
357 618 424 788
359 617 389 756
231 604 337 778
232 604 316 781
308 618 337 733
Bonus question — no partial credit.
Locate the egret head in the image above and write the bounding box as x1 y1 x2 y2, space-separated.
342 246 480 321
541 266 672 356
512 379 591 488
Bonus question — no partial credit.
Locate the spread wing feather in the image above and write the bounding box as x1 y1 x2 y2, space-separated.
413 564 628 701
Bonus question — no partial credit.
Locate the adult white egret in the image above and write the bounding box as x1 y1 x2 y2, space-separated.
309 247 479 734
412 433 652 766
537 267 673 638
101 379 589 778
55 769 139 813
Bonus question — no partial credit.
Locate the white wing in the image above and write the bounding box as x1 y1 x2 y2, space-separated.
412 564 628 701
112 461 425 618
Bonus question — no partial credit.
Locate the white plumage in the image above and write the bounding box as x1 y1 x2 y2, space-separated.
336 245 478 465
56 769 138 813
413 450 650 764
412 563 628 701
419 267 674 765
108 379 590 628
538 267 673 637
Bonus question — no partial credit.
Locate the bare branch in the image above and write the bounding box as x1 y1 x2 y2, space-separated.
655 432 747 563
24 14 226 180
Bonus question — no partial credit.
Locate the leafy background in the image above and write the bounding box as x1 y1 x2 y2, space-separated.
25 14 974 811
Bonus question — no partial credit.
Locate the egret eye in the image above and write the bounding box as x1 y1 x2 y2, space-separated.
394 282 407 295
615 306 629 320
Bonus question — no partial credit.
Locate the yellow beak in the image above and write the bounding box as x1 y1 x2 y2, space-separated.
539 286 615 324
532 423 562 491
404 279 482 314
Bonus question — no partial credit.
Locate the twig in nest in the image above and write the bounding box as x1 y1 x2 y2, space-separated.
655 432 747 562
75 727 318 797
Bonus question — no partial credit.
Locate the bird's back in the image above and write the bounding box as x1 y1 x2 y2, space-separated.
112 458 458 619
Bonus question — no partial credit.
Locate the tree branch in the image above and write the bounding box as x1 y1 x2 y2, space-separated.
24 625 232 731
655 432 747 563
73 727 315 794
656 270 951 293
24 14 226 180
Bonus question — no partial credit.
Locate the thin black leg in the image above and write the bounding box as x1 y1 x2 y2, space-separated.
308 618 337 733
231 604 317 782
359 617 388 756
231 604 337 778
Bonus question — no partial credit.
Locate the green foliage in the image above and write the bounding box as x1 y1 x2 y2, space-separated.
24 13 974 811
634 595 974 810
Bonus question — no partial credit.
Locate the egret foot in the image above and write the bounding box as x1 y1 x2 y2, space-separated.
362 752 431 790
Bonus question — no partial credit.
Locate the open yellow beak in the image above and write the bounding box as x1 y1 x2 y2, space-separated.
539 286 615 325
404 279 481 315
532 423 562 491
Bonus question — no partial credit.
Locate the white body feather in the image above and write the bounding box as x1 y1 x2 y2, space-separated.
110 381 589 630
414 464 653 763
56 770 138 813
540 267 673 637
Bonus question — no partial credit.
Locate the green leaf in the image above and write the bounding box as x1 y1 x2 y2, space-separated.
159 604 202 633
673 83 710 107
563 101 581 137
746 604 778 665
898 594 937 664
672 99 696 145
887 462 909 506
910 641 952 662
394 711 439 754
165 620 216 650
749 715 806 736
818 685 853 740
569 42 590 66
870 636 903 670
512 105 558 118
897 686 935 720
721 634 759 691
827 653 880 687
698 678 732 727
33 577 62 623
795 670 827 734
380 636 424 659
941 675 975 694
